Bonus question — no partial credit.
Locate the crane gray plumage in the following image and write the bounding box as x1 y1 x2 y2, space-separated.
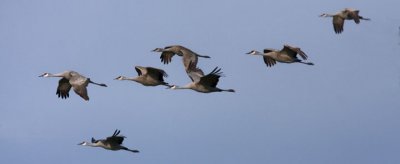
115 66 171 87
78 129 139 153
247 44 314 67
170 61 235 93
39 71 107 101
152 45 210 70
320 8 370 34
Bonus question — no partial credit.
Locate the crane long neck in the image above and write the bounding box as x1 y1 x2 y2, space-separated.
323 13 336 17
47 73 65 77
173 85 192 90
117 76 138 82
254 51 264 56
126 77 139 82
84 142 100 147
88 143 98 147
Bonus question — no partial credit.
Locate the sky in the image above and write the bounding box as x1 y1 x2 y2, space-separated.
1 0 400 164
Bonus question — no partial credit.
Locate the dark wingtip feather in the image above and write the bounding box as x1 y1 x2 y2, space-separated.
115 129 121 136
112 129 118 136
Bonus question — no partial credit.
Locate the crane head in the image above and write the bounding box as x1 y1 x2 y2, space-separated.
169 85 178 90
152 48 164 52
38 73 50 77
114 76 125 80
319 13 329 17
246 50 259 55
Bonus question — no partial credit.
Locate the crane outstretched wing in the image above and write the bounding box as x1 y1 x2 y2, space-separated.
69 74 89 101
281 45 308 60
262 56 276 67
106 129 125 145
160 51 176 64
56 78 71 99
186 61 204 82
333 15 345 34
146 67 168 81
198 67 223 88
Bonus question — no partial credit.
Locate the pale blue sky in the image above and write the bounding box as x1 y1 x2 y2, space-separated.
1 0 400 164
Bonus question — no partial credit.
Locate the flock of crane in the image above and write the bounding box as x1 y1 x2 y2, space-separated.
38 8 369 153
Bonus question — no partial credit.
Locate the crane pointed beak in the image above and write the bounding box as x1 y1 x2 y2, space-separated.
39 73 49 77
152 48 164 52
